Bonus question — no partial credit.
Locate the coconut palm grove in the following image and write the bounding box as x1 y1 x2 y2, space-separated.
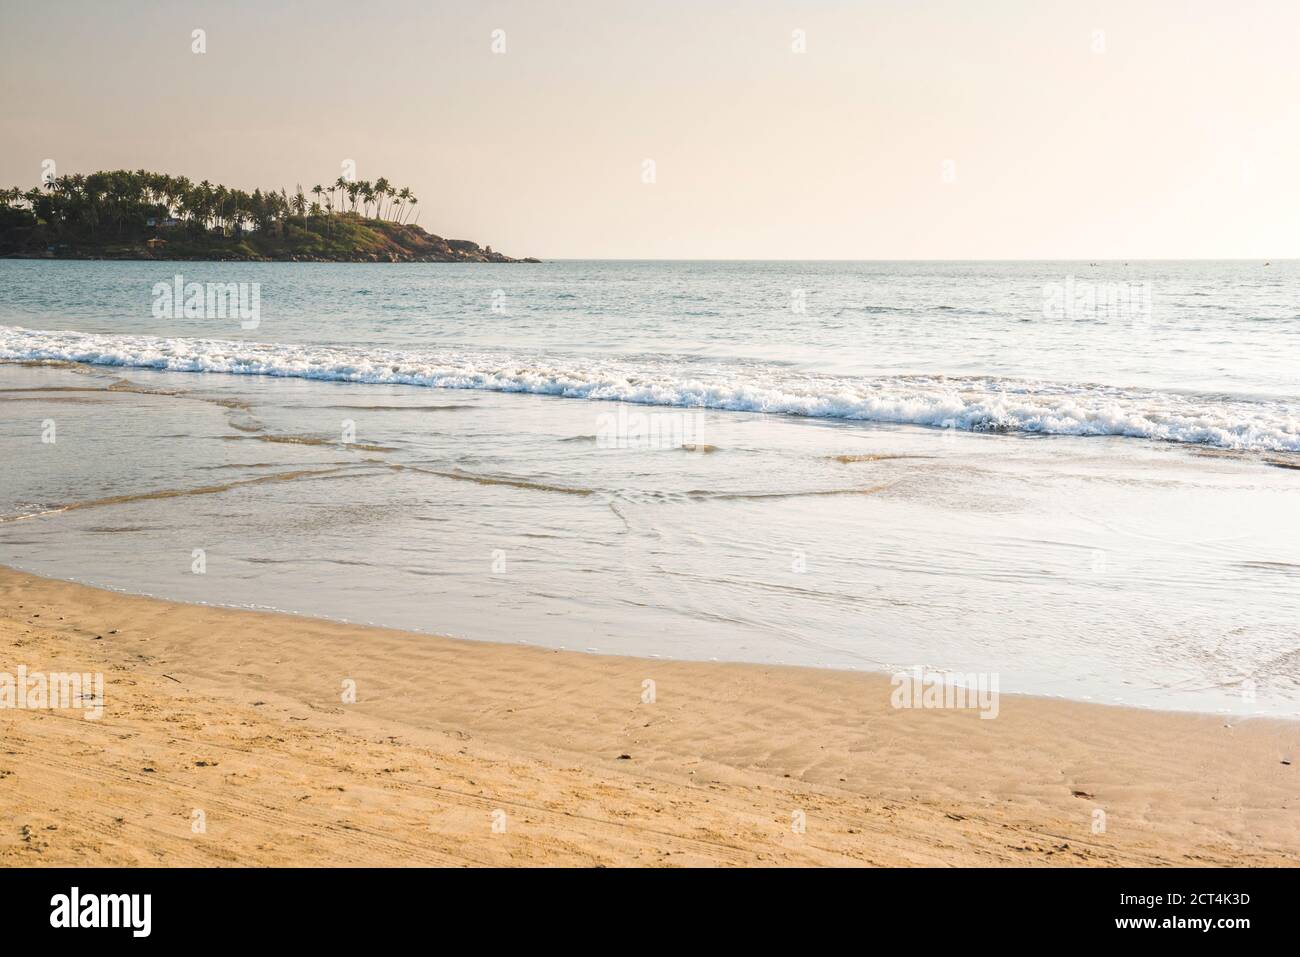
0 170 531 262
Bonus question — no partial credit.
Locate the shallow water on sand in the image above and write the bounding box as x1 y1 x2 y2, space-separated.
3 357 1298 716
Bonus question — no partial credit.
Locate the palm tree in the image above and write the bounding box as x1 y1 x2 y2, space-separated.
1 168 444 250
196 180 214 230
391 186 410 224
387 187 408 223
373 177 391 219
215 184 231 233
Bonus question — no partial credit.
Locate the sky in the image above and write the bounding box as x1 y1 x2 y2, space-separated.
2 0 1298 260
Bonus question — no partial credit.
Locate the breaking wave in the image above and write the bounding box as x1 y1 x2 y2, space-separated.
3 324 1299 453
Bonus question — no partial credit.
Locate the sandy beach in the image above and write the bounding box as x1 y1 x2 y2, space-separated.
0 565 1295 867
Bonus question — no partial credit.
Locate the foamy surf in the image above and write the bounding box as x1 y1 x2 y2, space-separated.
3 324 1299 453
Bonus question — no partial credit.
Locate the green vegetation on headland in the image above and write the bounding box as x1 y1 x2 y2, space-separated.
0 169 537 262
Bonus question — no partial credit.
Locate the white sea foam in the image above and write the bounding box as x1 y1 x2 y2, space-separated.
3 324 1299 452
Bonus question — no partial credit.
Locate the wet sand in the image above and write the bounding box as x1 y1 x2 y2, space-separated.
0 565 1295 866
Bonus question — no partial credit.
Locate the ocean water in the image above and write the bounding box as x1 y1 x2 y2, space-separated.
2 258 1298 714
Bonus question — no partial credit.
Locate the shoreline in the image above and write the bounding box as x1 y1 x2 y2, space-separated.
7 354 1297 720
0 253 542 264
4 560 1294 722
1 564 1295 866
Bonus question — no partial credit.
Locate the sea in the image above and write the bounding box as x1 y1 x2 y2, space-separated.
2 258 1297 714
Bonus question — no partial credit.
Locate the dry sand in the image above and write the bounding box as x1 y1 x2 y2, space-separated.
0 565 1295 867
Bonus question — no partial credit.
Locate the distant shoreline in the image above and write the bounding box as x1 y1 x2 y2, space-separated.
1 169 539 263
0 220 539 264
1 249 542 264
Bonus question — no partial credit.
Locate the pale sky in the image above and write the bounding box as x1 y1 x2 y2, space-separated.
3 0 1298 259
